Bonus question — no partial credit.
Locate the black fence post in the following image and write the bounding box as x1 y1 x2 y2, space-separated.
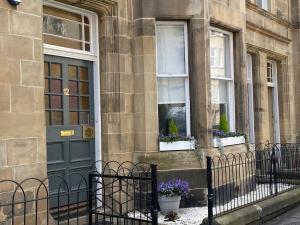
269 150 273 195
88 173 93 225
151 164 158 225
207 156 213 225
272 147 278 194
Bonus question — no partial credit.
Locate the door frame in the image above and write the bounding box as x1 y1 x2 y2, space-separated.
267 60 280 144
43 0 102 170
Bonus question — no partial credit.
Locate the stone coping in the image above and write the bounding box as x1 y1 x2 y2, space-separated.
201 188 300 225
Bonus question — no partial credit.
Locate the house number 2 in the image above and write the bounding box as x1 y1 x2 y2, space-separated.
63 88 70 96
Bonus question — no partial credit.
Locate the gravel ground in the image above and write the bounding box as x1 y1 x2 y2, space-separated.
129 184 294 225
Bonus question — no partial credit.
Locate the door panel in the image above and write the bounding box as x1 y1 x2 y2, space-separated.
44 55 95 206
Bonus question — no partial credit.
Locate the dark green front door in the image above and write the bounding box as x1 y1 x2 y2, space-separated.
44 55 95 203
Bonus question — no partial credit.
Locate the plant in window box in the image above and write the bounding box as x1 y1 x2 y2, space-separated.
212 129 247 148
212 114 246 147
159 119 195 151
157 179 190 215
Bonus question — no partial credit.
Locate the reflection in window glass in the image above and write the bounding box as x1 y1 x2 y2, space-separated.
43 5 91 52
158 104 186 136
210 28 234 131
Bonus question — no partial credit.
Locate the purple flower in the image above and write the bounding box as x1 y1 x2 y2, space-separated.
157 179 190 197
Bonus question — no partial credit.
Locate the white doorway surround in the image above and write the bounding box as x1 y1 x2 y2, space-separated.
43 0 102 169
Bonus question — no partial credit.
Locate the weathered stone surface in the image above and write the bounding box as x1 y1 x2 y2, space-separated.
11 86 35 112
0 58 21 84
0 112 45 139
18 0 43 16
0 85 10 112
0 35 33 60
0 168 13 192
6 138 37 166
15 163 47 183
0 9 8 33
10 11 42 38
21 60 43 87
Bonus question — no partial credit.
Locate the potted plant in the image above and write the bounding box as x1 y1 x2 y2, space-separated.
157 179 190 215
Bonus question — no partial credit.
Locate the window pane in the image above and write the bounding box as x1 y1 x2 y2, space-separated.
51 95 62 109
45 79 49 92
52 111 63 125
84 25 90 42
50 79 62 93
210 30 229 78
51 63 62 77
69 81 78 94
267 62 273 83
156 24 186 75
211 79 228 104
212 103 228 129
80 97 89 110
80 82 89 95
80 112 89 124
79 67 88 80
70 112 79 125
43 15 82 40
69 96 79 110
44 62 49 76
158 78 185 104
158 104 186 136
68 65 77 80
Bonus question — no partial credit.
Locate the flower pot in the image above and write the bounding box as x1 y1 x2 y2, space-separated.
158 195 181 215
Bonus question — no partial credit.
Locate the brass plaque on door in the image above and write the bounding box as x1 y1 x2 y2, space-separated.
82 125 95 139
60 130 75 137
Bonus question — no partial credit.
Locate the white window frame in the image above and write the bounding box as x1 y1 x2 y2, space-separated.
43 0 102 170
210 27 235 132
267 60 280 143
247 54 255 144
155 21 191 138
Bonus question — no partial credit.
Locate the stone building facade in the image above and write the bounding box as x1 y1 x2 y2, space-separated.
0 0 299 207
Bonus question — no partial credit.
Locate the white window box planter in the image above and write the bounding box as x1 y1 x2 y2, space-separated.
159 140 195 151
212 136 245 147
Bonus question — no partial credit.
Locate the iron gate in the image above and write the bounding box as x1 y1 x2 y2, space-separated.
88 162 158 225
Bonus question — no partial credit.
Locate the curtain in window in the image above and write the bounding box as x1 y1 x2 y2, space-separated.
156 25 186 75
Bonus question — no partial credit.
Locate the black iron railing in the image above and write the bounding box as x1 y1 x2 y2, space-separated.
207 143 300 224
88 162 158 225
0 161 158 225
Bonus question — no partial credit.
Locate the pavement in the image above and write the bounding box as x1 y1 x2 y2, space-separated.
264 204 300 225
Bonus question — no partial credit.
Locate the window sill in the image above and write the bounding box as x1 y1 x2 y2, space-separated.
212 136 245 148
159 140 195 151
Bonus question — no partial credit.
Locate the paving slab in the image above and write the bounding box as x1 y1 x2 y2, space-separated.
264 204 300 225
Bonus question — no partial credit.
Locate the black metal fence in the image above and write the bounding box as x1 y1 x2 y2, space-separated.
207 143 300 224
0 161 158 225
